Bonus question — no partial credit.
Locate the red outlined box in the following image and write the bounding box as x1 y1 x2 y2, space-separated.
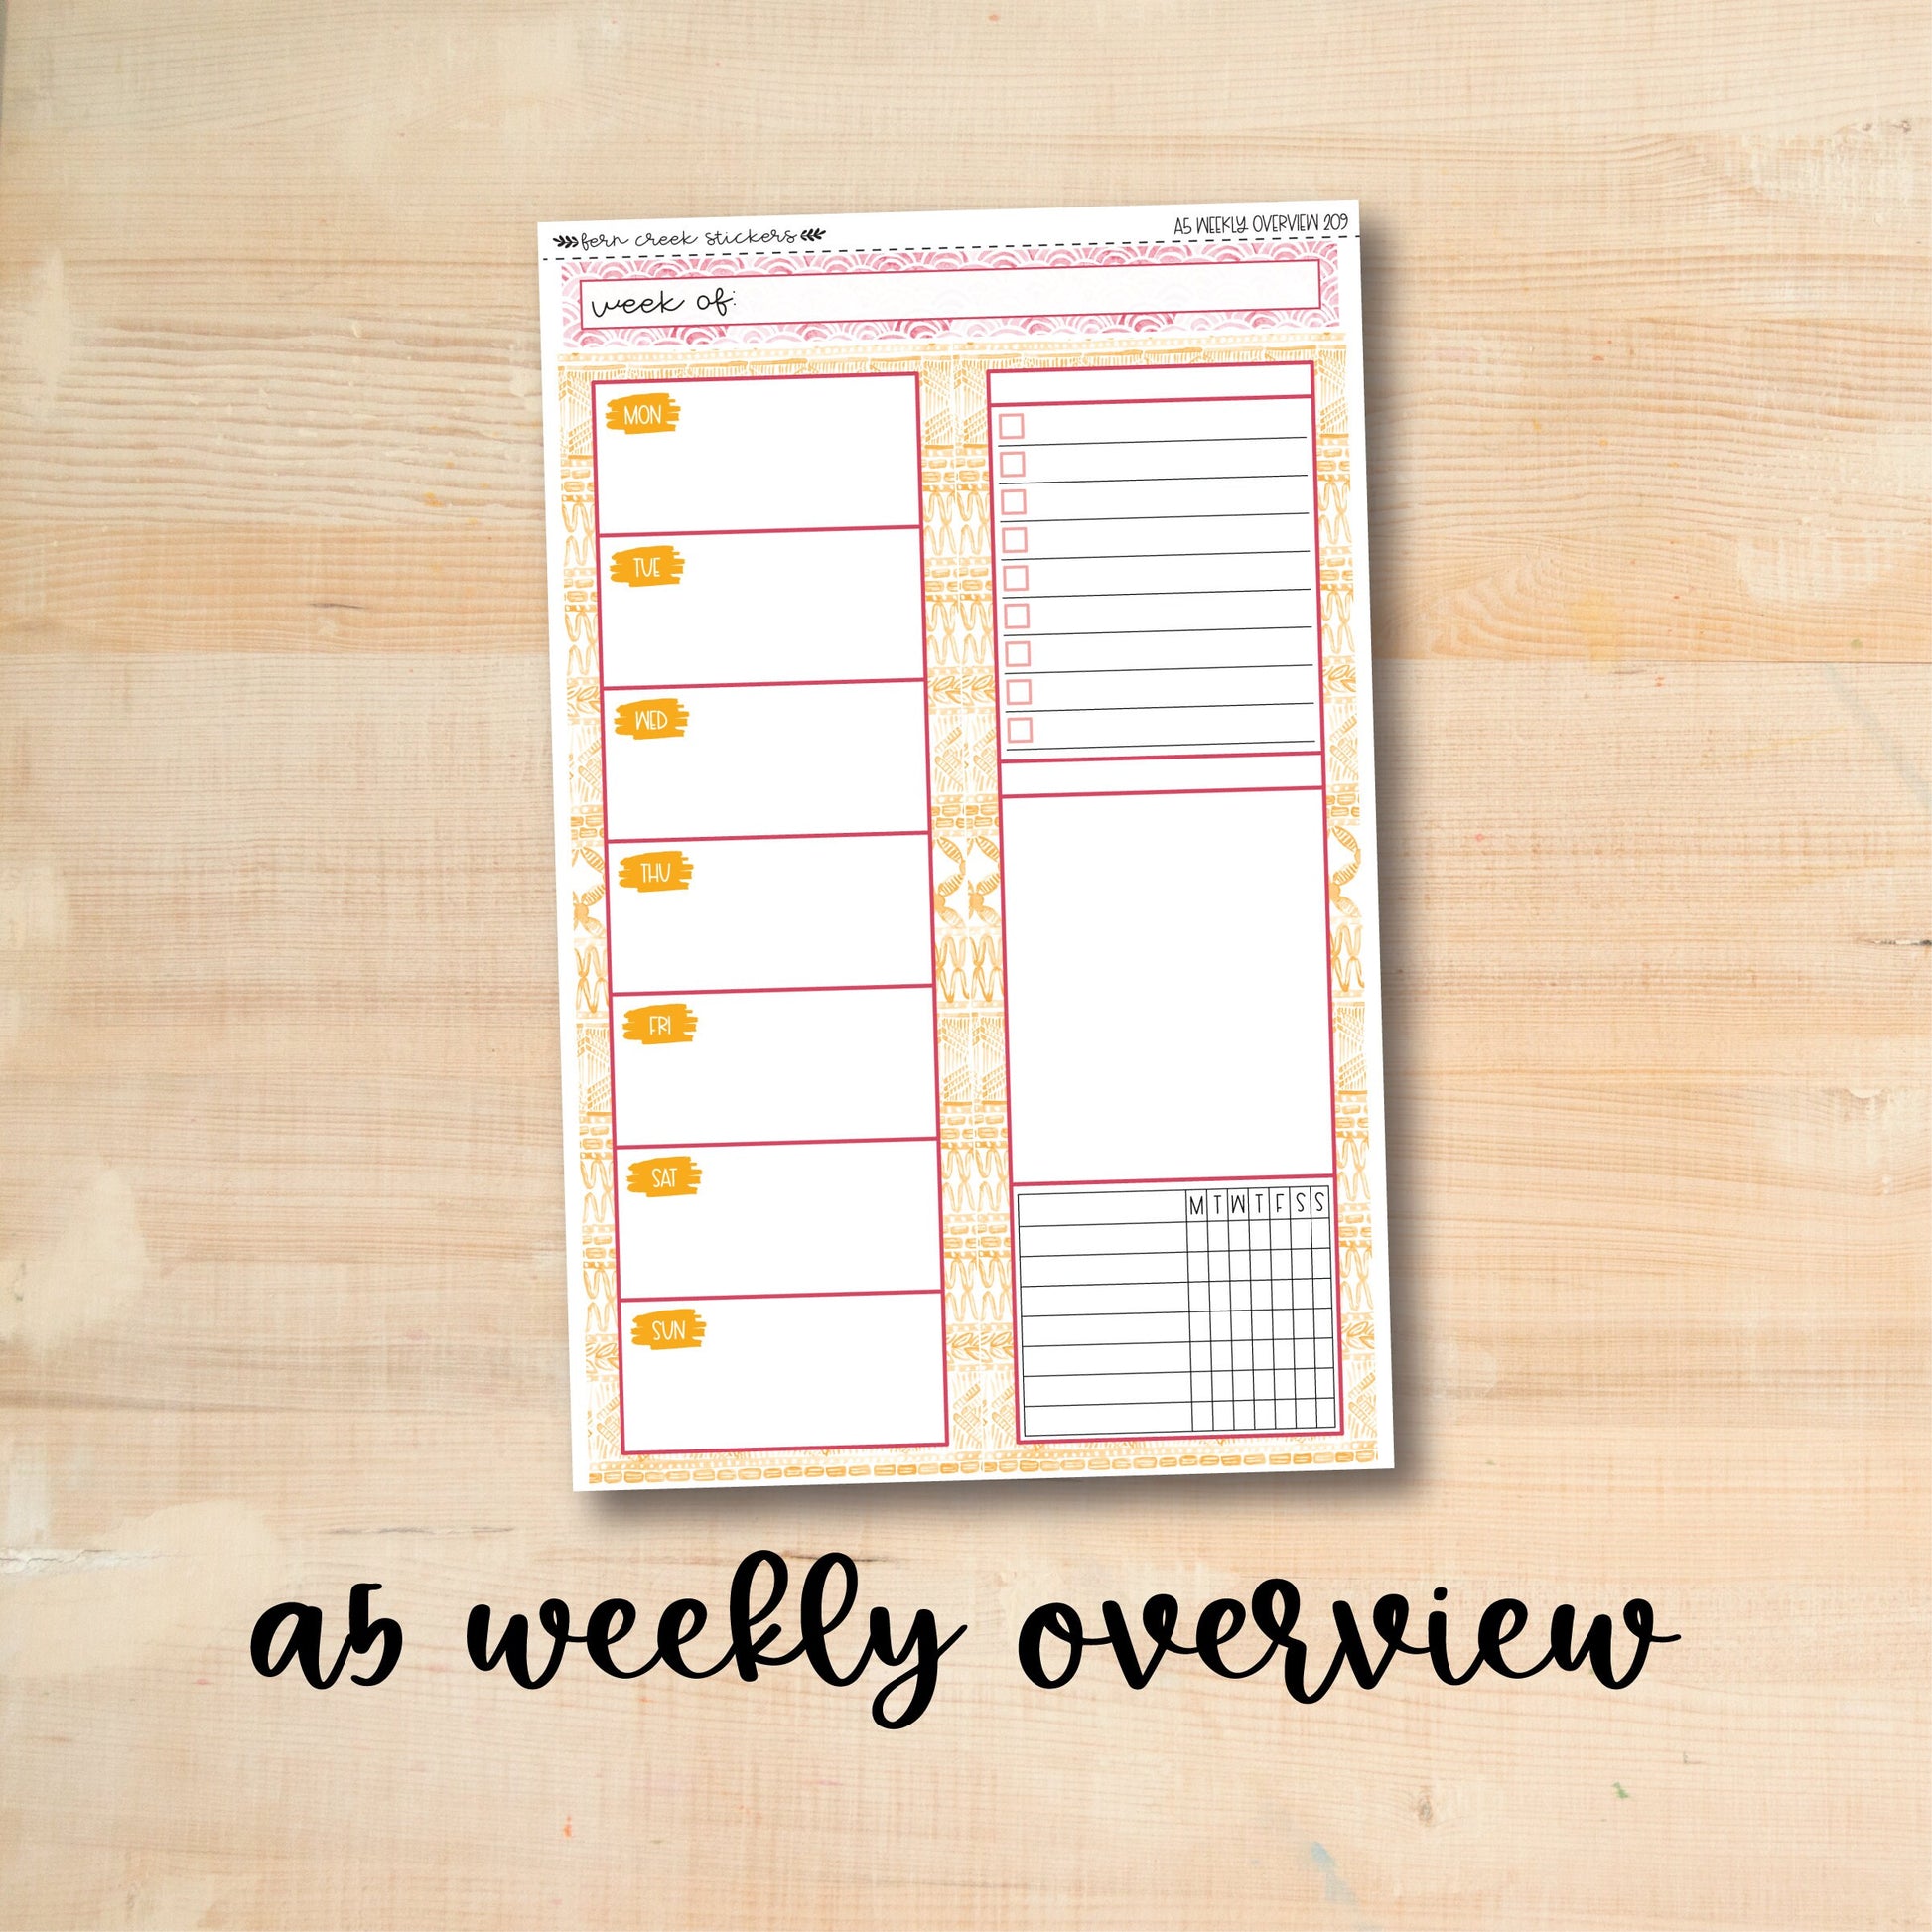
985 359 1345 1454
1006 603 1031 629
574 259 1330 343
618 1288 949 1457
1005 1174 1346 1448
997 412 1026 439
1002 526 1029 554
592 367 951 1461
1007 678 1034 706
1003 564 1030 592
998 450 1027 479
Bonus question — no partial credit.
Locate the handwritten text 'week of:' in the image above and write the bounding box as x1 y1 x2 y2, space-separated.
250 1552 1679 1731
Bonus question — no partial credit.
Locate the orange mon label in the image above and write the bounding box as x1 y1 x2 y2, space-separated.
631 1309 706 1350
605 392 681 435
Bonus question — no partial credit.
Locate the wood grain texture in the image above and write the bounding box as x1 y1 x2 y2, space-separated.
1 3 1927 1926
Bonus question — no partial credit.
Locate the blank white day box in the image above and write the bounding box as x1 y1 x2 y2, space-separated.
593 373 921 534
598 527 925 687
617 1142 942 1299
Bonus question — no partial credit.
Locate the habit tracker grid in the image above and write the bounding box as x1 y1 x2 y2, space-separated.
537 205 1391 1489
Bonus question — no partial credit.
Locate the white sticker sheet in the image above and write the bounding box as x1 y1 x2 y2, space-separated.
538 204 1391 1489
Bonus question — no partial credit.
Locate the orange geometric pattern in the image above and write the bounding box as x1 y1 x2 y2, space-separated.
556 333 1377 1484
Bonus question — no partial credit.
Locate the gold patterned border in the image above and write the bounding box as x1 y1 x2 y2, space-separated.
556 335 1377 1485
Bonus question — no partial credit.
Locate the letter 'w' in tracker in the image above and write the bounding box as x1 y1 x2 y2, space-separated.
537 204 1391 1489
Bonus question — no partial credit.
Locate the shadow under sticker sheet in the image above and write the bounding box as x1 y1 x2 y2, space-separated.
536 203 1391 1489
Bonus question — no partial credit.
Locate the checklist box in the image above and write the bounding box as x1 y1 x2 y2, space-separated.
1002 564 1030 592
998 451 1027 479
1001 489 1027 515
998 413 1026 439
1008 716 1034 745
1002 527 1029 553
1007 678 1033 706
1005 603 1031 629
1005 640 1032 668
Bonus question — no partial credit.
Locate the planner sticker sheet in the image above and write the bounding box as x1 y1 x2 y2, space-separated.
537 204 1391 1489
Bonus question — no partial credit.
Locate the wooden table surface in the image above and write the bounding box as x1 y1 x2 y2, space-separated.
2 5 1927 1927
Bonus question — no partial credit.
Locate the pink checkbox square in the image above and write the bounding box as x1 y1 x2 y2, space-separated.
998 412 1026 439
1000 489 1027 515
1005 640 1032 668
1005 603 1030 629
1002 564 1030 592
1001 527 1029 554
998 451 1026 479
1007 678 1033 706
1008 716 1034 745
